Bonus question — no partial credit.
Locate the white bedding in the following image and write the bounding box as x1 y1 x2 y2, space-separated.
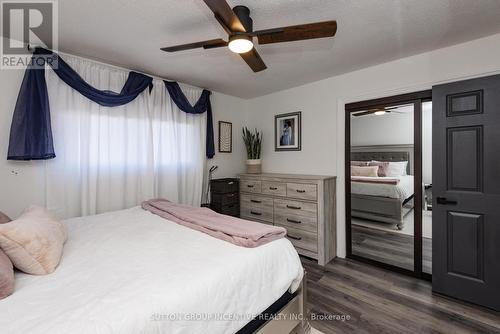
351 175 414 201
0 207 303 334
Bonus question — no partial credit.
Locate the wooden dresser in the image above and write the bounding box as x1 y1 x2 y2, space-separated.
239 173 336 266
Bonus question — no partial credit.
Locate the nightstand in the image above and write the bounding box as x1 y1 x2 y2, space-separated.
210 178 239 217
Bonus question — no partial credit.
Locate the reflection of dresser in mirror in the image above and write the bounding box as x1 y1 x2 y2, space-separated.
239 173 336 266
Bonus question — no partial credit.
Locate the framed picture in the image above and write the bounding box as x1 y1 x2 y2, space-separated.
275 112 301 151
218 121 232 153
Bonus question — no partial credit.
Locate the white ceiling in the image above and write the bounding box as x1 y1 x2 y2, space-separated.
55 0 500 98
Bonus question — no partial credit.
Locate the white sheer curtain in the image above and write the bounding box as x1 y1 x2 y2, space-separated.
45 55 206 218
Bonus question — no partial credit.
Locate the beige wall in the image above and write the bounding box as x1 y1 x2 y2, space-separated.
243 33 500 257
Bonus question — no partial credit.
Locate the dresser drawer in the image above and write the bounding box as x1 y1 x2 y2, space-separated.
240 179 262 193
211 192 239 206
274 212 317 233
261 181 286 196
240 195 273 222
274 198 317 219
210 178 239 194
286 183 317 201
281 225 318 253
211 203 239 217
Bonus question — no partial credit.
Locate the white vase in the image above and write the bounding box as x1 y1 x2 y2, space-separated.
246 159 262 174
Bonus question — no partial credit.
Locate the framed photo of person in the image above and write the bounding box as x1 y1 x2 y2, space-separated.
275 111 301 151
218 121 232 153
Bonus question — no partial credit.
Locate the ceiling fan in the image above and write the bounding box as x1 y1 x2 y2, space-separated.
161 0 337 72
352 106 403 117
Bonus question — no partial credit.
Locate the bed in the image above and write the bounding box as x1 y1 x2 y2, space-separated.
0 207 306 334
350 145 415 229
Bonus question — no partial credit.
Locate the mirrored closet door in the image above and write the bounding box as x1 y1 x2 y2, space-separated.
345 91 432 279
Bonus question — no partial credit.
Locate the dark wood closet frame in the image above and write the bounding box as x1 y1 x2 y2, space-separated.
345 90 432 281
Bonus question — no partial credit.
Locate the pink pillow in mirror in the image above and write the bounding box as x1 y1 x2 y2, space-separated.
351 165 379 177
368 161 390 177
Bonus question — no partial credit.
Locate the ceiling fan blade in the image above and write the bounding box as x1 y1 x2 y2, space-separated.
361 106 399 113
203 0 246 33
352 110 376 117
203 40 228 49
255 21 337 45
240 48 267 72
161 39 227 52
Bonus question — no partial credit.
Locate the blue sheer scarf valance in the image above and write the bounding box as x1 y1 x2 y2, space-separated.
7 48 154 160
164 81 215 159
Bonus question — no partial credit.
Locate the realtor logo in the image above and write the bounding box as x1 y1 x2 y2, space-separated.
1 1 58 69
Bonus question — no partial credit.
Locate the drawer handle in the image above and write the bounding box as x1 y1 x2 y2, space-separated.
250 199 262 204
287 234 302 241
287 218 302 224
296 190 306 193
247 185 254 188
227 193 235 197
286 205 302 210
250 211 262 216
228 182 234 185
269 187 278 190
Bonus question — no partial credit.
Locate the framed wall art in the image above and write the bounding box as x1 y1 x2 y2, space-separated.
218 121 232 153
275 111 301 151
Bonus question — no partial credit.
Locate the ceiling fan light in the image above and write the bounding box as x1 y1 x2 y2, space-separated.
228 36 254 54
374 110 386 116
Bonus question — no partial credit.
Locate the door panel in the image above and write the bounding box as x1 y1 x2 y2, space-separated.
447 212 483 281
433 74 500 311
447 126 483 192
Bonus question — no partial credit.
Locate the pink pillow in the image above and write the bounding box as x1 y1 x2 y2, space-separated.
0 212 14 299
0 249 14 299
0 206 67 275
351 166 379 177
0 211 10 224
368 161 390 177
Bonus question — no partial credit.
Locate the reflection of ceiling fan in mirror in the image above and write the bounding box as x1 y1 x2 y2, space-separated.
352 106 406 117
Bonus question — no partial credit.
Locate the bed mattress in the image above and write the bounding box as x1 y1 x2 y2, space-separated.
0 207 303 334
351 175 414 200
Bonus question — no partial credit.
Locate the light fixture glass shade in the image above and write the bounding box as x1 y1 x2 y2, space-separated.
374 110 386 116
228 36 254 54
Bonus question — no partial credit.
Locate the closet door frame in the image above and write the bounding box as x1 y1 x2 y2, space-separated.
345 90 432 280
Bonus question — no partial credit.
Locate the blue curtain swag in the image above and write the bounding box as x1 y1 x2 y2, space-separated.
8 48 215 160
7 47 154 160
164 81 215 159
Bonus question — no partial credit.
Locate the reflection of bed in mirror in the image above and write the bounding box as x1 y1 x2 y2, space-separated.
350 145 415 230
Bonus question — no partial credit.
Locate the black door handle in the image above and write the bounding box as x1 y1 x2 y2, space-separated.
436 197 457 205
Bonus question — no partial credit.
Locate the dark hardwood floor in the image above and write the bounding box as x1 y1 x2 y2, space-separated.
351 225 432 273
301 257 500 334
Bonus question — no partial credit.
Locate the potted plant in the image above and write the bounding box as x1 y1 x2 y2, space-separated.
242 127 262 174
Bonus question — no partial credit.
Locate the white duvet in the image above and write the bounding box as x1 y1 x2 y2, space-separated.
351 175 414 201
0 207 303 334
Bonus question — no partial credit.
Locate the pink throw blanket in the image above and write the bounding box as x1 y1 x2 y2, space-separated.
351 176 400 185
142 199 286 248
